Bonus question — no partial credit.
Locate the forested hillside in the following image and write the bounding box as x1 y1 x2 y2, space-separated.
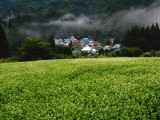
1 0 160 61
0 0 155 20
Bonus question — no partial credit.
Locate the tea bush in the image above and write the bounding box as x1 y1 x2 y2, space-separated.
0 58 160 119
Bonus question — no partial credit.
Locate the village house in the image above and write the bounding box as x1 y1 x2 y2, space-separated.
112 44 121 50
55 39 64 45
54 36 122 53
81 45 98 55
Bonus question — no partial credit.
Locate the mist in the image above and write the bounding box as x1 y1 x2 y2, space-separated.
22 14 101 38
21 0 160 38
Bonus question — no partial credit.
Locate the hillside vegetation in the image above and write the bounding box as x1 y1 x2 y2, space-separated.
0 58 160 119
0 0 155 20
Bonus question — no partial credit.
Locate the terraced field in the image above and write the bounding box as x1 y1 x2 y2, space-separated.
0 58 160 119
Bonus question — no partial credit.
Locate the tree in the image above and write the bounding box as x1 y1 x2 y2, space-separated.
47 34 55 46
8 19 13 28
19 37 53 61
0 24 9 58
122 25 142 48
55 45 72 56
122 24 160 52
68 40 73 51
121 47 143 57
101 39 112 46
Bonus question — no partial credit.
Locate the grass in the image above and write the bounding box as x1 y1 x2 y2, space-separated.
0 58 160 119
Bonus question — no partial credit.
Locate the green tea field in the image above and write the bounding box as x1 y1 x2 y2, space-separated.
0 58 160 119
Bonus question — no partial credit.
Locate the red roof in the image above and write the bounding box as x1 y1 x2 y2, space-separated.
72 40 81 46
72 40 80 44
94 41 101 46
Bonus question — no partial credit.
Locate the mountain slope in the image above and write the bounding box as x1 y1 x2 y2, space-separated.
97 0 155 13
1 0 51 18
0 0 156 19
0 0 13 17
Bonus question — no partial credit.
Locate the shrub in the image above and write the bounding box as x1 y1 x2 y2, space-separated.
142 52 152 57
155 51 160 57
0 58 17 63
98 48 105 55
55 45 72 56
121 47 143 57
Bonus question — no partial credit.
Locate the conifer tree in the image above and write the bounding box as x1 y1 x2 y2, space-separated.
48 35 55 46
122 23 160 51
0 24 9 58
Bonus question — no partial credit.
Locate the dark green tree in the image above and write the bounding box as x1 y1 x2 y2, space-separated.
19 37 53 61
55 45 72 56
121 47 143 57
101 39 112 46
0 24 9 58
68 40 73 51
122 26 142 48
122 24 160 52
48 34 55 46
8 19 13 28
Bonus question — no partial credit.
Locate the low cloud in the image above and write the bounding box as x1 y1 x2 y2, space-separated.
23 14 101 37
22 0 160 38
5 11 16 21
102 0 160 32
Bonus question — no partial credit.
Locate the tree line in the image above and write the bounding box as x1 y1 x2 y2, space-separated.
0 23 73 61
1 22 160 61
122 23 160 52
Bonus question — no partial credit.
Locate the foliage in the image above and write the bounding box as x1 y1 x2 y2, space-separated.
141 51 160 57
55 45 72 56
101 39 112 46
0 24 9 58
0 58 160 119
99 0 155 13
19 37 53 61
98 48 106 55
0 0 155 20
121 47 143 57
122 23 160 51
108 47 142 57
6 27 27 54
142 52 153 57
155 51 160 57
47 34 55 46
0 58 17 63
